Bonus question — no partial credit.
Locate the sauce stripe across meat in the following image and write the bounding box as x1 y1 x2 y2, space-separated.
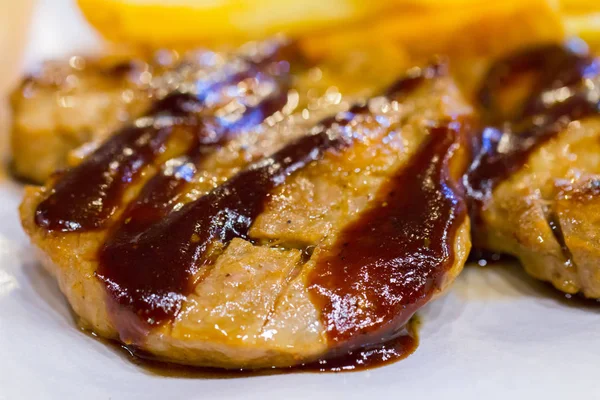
35 46 290 232
26 48 473 369
309 122 468 347
465 41 600 207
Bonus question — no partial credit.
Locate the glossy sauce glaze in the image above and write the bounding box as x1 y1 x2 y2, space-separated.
465 42 600 207
111 82 289 240
96 64 448 339
35 93 201 231
35 46 290 232
308 122 468 346
97 107 362 332
89 319 417 376
36 56 465 368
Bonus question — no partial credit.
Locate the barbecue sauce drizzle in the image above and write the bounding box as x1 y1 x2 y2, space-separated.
36 58 467 367
95 63 448 331
97 108 361 329
111 82 289 240
35 48 290 232
34 92 199 232
308 122 467 346
31 40 600 370
465 41 600 208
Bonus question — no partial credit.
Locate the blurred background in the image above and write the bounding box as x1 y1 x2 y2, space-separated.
1 0 600 103
2 0 600 89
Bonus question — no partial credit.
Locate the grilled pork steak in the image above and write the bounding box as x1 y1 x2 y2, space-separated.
466 41 600 298
10 43 407 185
20 42 473 368
10 55 154 183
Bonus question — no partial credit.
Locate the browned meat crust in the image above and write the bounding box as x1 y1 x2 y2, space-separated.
10 56 155 183
466 41 600 298
20 43 473 368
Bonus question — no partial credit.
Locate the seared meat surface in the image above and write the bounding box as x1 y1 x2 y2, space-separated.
10 55 153 183
20 42 473 368
466 42 600 298
10 43 407 184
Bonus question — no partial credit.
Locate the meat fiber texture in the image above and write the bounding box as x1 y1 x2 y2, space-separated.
20 47 472 368
476 117 600 298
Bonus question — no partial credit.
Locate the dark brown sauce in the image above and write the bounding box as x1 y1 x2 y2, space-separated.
35 54 288 232
39 58 451 370
87 318 418 377
465 41 600 207
384 62 445 97
299 322 418 372
308 122 468 346
111 84 289 240
35 92 201 232
97 107 363 337
96 64 445 341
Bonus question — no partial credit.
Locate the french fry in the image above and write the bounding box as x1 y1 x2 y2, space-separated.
300 0 563 61
559 0 600 14
77 0 408 46
564 13 600 49
559 0 600 49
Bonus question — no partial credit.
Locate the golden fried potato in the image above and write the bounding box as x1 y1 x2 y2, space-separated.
78 0 564 58
301 1 563 61
564 14 600 48
77 0 404 46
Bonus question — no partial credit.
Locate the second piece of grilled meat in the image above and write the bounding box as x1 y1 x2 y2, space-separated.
466 41 600 298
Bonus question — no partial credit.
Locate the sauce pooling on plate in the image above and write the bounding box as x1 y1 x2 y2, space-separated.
91 321 417 375
35 46 290 232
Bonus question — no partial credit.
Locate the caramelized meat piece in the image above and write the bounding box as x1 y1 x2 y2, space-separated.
10 56 153 183
10 41 295 184
466 41 600 297
21 44 473 368
10 42 406 185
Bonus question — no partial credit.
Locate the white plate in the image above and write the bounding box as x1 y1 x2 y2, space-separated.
2 1 600 399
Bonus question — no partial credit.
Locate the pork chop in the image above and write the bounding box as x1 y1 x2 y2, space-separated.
20 43 473 368
465 41 600 298
9 41 408 184
10 54 153 183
